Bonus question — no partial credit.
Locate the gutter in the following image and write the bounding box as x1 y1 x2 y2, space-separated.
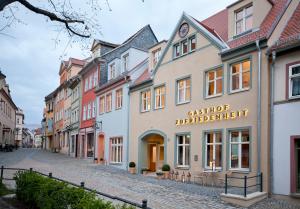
270 51 276 194
256 40 262 176
126 82 130 171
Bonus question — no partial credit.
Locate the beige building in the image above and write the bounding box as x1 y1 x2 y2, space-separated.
0 71 17 146
15 108 24 146
129 0 297 194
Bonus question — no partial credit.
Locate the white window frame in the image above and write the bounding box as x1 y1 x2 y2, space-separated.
93 71 98 87
181 39 188 55
206 68 223 98
122 54 129 72
289 64 300 99
204 132 222 170
176 134 190 168
83 106 86 121
87 103 91 119
141 90 151 112
173 44 180 58
110 63 116 80
92 100 96 118
153 49 161 67
115 89 123 109
229 130 250 171
189 35 196 52
235 4 253 35
177 77 191 104
230 60 251 93
106 93 112 112
154 85 165 109
99 96 105 114
88 75 93 90
110 137 123 163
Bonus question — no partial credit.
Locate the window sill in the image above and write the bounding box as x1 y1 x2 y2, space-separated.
176 101 191 106
154 107 165 111
175 166 190 170
233 29 253 39
229 169 250 174
205 94 223 100
173 49 196 61
289 95 300 100
110 162 123 165
229 87 250 95
140 110 150 113
115 107 122 111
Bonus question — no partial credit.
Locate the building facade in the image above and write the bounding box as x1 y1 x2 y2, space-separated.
15 108 24 147
44 91 55 151
0 71 17 146
269 1 300 196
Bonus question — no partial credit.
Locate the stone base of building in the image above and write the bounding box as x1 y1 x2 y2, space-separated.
220 192 267 207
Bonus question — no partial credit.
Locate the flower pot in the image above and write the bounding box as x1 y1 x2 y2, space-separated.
162 171 170 179
129 167 136 174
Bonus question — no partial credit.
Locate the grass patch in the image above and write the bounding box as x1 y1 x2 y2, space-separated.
0 182 14 196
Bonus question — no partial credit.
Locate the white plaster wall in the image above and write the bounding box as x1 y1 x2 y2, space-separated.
273 101 300 195
126 48 148 70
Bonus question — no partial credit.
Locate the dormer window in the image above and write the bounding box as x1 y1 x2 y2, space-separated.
122 54 129 72
109 63 116 80
153 48 161 67
235 5 253 35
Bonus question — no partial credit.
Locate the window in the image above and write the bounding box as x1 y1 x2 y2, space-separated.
92 100 96 118
93 71 98 87
83 106 86 121
154 85 165 109
176 134 190 167
289 64 300 98
89 75 93 89
106 93 112 112
99 96 105 114
189 36 196 51
230 59 250 92
229 129 250 170
206 68 223 97
87 133 94 157
84 78 88 92
110 137 123 163
235 5 253 35
174 44 180 58
177 77 191 104
87 103 91 119
181 39 188 55
110 63 116 80
141 90 151 112
116 89 123 109
123 54 129 72
153 49 161 67
205 132 222 170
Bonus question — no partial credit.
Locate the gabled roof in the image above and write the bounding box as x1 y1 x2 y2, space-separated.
268 2 300 53
59 58 85 75
91 39 119 51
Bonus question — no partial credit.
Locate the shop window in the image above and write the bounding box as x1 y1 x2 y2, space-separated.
154 85 165 109
177 77 191 104
230 59 251 92
235 5 253 35
289 64 300 98
206 68 223 97
87 133 94 158
116 89 123 109
229 129 250 171
205 131 222 170
141 90 151 112
176 134 190 167
110 137 123 163
106 93 112 112
99 96 105 114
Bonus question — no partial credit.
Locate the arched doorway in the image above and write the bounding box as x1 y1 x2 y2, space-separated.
138 130 167 173
97 134 105 162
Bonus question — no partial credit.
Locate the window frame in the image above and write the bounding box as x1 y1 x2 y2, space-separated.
122 54 129 72
140 89 151 112
176 76 191 105
106 93 112 112
173 34 197 59
83 106 86 121
109 63 116 80
110 137 123 164
235 4 253 36
176 134 191 168
229 58 251 94
205 67 223 98
115 88 123 110
204 131 223 170
289 64 300 99
153 48 161 67
154 85 166 110
99 96 105 114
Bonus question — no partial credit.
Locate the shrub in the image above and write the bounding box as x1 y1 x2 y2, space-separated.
162 164 170 172
14 171 135 209
128 162 136 168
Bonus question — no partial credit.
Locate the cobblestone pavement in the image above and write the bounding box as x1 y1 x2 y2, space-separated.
0 149 299 209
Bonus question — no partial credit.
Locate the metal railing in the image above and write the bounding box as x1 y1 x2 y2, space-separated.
225 172 263 197
0 166 150 209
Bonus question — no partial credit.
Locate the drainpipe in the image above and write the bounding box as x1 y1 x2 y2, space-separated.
93 64 99 163
270 51 276 194
126 81 130 171
256 40 262 176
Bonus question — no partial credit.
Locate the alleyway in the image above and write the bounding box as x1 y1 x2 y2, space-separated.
0 149 299 209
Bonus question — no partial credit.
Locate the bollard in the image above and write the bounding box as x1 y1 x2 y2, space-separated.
80 182 85 188
49 173 52 178
141 199 147 209
244 176 247 197
0 166 3 184
225 174 227 194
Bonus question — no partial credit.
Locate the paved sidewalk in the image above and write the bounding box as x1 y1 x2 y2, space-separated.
0 149 299 209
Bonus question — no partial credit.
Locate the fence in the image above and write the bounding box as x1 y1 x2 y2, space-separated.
225 173 263 197
0 166 150 209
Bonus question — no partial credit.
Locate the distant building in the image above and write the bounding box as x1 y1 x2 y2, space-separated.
15 108 24 147
33 128 42 148
0 71 17 146
22 128 33 147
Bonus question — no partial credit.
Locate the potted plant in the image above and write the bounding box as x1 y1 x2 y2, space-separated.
156 170 164 180
141 168 149 175
162 164 171 179
128 162 136 174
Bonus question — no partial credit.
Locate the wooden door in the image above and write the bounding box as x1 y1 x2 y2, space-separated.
149 144 157 172
98 135 105 161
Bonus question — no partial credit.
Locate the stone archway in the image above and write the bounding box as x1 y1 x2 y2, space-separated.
138 130 167 173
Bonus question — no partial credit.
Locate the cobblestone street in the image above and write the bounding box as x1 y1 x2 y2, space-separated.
0 149 299 209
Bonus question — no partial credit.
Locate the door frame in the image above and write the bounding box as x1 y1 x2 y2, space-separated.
290 136 300 193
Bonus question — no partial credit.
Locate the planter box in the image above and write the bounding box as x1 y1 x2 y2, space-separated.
129 167 136 174
162 171 169 179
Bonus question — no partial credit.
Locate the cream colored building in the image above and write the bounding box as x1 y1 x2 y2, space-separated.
15 108 24 146
128 0 297 194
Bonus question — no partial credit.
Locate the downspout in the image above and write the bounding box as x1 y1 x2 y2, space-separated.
126 78 130 171
93 63 99 163
270 51 276 194
256 40 262 176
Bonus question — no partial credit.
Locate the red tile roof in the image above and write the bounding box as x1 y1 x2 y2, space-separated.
133 68 150 86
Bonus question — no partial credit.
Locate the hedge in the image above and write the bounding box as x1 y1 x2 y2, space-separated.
15 171 135 209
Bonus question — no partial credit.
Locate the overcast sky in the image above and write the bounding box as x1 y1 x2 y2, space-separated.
0 0 235 128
